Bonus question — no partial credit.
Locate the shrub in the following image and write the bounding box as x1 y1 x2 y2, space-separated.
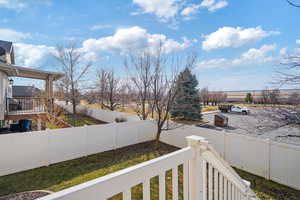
115 117 127 123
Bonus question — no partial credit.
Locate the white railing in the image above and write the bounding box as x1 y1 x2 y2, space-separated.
186 136 258 200
38 136 259 200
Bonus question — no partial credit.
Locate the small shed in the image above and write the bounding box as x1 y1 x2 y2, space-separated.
214 114 228 127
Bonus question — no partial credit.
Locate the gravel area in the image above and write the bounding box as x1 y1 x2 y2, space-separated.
202 108 300 146
0 191 51 200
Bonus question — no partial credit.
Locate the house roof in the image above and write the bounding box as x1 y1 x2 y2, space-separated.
0 62 64 81
12 86 41 97
0 40 13 53
0 40 15 64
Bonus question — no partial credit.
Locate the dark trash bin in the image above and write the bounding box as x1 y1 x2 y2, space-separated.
19 120 32 132
214 114 228 127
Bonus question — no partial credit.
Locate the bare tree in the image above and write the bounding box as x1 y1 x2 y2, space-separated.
124 53 153 120
200 87 210 105
95 68 120 111
96 69 108 109
261 88 270 104
260 88 281 105
287 92 300 105
287 0 300 7
152 50 199 142
118 80 132 109
104 70 120 111
55 42 92 114
269 89 281 105
200 88 227 106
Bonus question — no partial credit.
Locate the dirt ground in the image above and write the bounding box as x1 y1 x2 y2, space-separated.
202 108 300 146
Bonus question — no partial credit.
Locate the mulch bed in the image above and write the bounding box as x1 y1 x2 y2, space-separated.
0 191 51 200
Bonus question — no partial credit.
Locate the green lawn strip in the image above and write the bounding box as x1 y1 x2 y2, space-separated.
1 141 300 200
64 114 106 127
235 168 300 200
0 142 177 197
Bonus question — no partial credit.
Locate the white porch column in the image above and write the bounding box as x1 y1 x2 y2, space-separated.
186 135 209 200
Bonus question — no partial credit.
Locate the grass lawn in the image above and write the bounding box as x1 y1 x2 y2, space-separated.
1 142 299 200
64 114 107 127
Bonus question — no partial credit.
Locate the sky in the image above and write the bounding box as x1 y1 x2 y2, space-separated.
0 0 300 91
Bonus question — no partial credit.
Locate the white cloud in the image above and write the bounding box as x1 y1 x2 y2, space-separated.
181 4 200 17
132 0 179 21
0 0 51 9
279 47 288 57
181 0 228 19
0 0 25 9
0 28 30 42
14 43 56 68
200 0 228 12
82 26 194 58
202 26 280 51
12 26 195 67
296 39 300 45
198 44 277 69
90 24 113 31
133 0 228 22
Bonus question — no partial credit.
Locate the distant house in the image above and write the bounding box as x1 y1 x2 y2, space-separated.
0 40 15 65
0 39 63 130
12 86 41 98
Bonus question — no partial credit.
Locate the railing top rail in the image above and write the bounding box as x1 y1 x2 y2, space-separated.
187 135 259 199
205 144 258 199
38 147 193 200
6 97 47 100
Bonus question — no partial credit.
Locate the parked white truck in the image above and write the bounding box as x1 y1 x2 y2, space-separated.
218 104 250 115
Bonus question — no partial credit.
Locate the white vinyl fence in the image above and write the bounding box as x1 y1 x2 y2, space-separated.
0 120 156 176
161 125 300 190
38 136 259 200
56 101 140 123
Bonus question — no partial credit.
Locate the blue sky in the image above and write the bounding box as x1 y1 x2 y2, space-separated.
0 0 300 90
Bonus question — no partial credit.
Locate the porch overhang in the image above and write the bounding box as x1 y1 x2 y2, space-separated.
0 62 63 81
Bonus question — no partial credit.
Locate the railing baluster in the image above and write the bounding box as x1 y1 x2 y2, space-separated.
224 177 227 200
172 167 178 200
183 162 189 200
203 161 207 200
214 168 219 200
228 182 232 200
232 184 235 200
123 189 131 200
143 179 150 200
159 171 166 200
208 164 213 200
219 174 223 200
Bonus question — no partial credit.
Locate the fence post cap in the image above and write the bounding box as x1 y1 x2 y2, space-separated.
186 135 209 147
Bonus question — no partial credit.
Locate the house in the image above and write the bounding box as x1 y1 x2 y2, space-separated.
12 85 41 98
0 40 63 131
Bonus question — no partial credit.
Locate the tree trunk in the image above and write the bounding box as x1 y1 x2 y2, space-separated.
155 126 162 145
72 98 76 114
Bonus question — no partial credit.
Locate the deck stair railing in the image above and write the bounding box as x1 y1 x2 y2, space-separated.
38 135 259 200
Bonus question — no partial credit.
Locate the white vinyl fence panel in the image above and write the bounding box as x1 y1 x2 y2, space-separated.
161 125 300 190
0 120 156 176
56 101 140 123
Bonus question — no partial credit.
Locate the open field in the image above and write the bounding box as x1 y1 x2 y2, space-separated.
202 108 300 145
0 141 300 200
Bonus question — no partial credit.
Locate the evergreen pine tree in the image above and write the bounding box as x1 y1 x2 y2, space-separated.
245 93 253 103
171 68 202 120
